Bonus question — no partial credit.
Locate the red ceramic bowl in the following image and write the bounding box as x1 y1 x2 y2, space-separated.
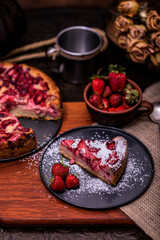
84 79 153 126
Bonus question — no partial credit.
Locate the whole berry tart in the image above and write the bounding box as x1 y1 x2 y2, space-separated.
0 62 62 159
59 136 128 185
0 62 62 120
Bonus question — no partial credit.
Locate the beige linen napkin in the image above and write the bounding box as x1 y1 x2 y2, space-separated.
120 81 160 240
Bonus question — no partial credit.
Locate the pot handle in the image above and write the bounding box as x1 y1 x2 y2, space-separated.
0 36 58 62
46 45 64 75
137 100 153 117
46 45 60 60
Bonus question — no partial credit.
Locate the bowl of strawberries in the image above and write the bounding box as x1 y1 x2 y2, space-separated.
84 64 153 126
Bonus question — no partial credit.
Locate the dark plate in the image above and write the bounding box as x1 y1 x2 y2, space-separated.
39 126 154 209
0 117 62 162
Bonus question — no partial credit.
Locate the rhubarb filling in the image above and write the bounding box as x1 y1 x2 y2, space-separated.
60 137 128 185
0 111 32 145
0 63 61 119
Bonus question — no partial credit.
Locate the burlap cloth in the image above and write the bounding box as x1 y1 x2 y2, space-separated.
119 81 160 240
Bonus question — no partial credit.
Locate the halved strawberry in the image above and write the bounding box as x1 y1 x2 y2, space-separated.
102 85 112 98
102 98 110 109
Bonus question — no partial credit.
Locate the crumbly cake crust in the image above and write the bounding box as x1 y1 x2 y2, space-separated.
0 128 37 159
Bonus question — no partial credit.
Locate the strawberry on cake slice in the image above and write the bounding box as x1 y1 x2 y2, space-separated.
0 111 37 159
59 136 128 185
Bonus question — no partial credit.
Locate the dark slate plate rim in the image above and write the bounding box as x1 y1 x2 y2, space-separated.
0 117 62 162
39 125 154 209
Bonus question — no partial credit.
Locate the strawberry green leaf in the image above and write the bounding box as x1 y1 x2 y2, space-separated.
108 64 126 74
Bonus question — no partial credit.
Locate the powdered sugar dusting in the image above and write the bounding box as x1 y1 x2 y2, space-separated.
63 137 127 169
40 130 152 207
71 139 81 148
115 138 127 160
87 140 112 165
60 151 150 197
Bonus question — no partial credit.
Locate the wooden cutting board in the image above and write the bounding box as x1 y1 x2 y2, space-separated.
0 102 134 227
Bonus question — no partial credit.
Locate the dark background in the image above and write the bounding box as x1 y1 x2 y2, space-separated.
1 1 160 102
22 7 160 102
0 1 158 239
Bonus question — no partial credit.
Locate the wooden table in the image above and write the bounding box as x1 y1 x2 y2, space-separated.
0 102 134 227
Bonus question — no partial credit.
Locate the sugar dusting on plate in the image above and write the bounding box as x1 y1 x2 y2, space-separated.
41 132 151 199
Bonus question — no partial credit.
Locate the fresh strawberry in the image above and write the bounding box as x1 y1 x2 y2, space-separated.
122 96 131 109
109 93 122 107
102 85 112 98
108 64 126 92
102 98 110 109
88 94 103 109
92 78 105 96
65 174 79 189
108 107 116 112
123 83 133 94
125 88 140 105
115 105 128 112
52 157 69 179
50 176 66 192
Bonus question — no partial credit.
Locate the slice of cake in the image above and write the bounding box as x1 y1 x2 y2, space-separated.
0 111 37 159
0 62 62 158
59 136 128 185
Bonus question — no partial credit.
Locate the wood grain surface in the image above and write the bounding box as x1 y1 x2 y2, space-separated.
0 102 134 227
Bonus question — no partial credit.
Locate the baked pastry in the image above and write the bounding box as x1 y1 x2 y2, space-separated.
0 62 62 159
59 136 128 185
0 111 37 159
0 62 62 120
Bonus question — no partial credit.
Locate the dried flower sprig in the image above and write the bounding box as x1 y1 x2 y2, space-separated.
113 1 160 66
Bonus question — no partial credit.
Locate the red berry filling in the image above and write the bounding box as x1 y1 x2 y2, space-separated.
0 64 50 110
1 119 16 128
62 138 123 172
0 111 31 146
0 63 62 120
106 141 116 150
